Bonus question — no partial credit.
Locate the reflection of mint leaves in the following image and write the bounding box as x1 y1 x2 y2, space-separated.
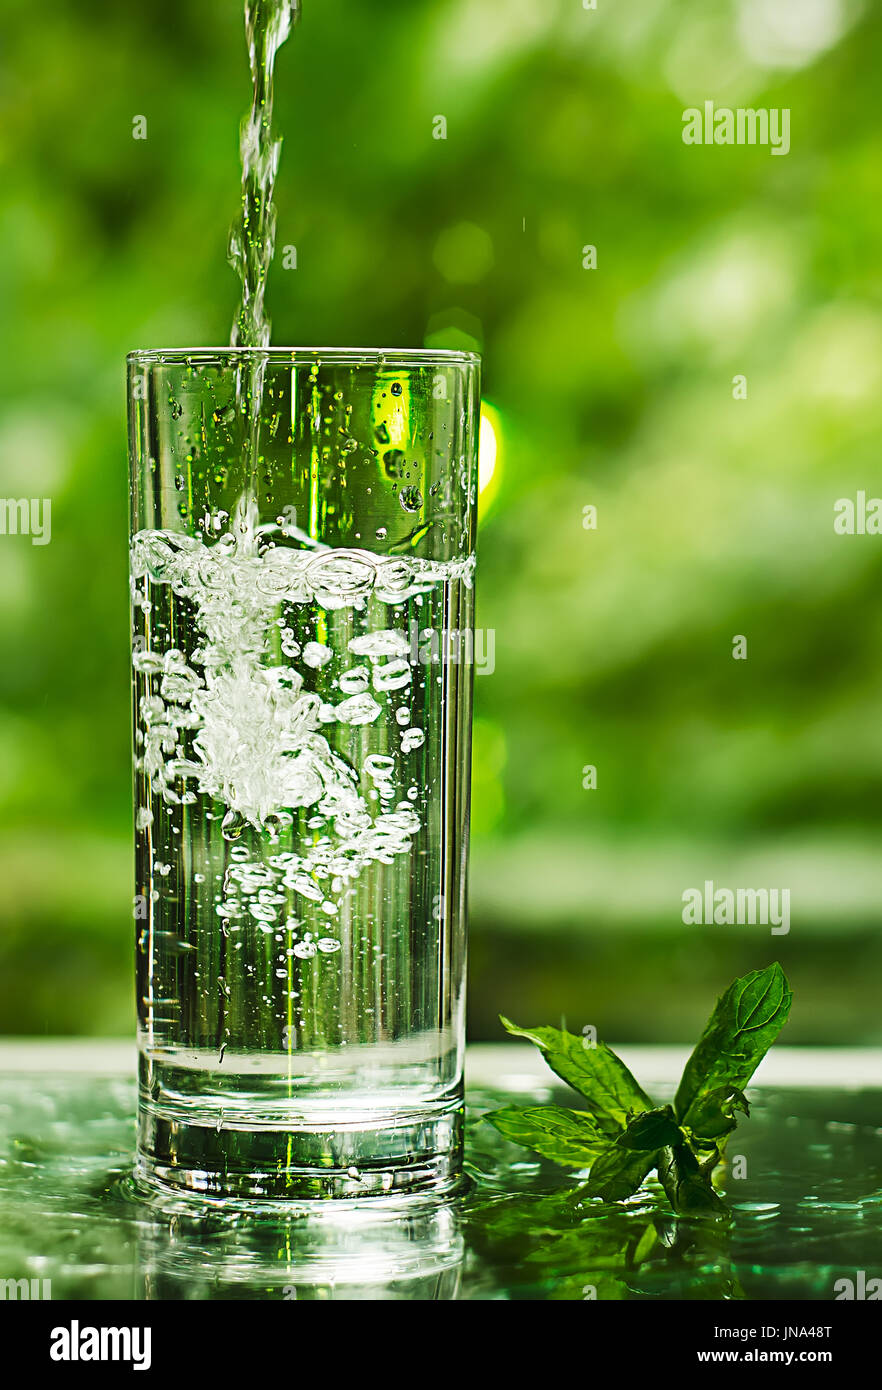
486 963 792 1216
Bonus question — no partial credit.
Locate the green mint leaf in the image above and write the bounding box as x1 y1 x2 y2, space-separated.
684 1085 750 1143
658 1143 729 1217
500 1015 651 1134
582 1145 659 1202
485 1105 606 1167
619 1105 682 1151
674 963 792 1129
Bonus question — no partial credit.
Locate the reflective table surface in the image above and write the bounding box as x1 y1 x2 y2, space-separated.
0 1042 879 1300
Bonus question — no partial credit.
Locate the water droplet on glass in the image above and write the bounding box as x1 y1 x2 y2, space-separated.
399 486 423 513
383 449 406 479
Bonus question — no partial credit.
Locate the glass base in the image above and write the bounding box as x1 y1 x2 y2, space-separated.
136 1094 464 1201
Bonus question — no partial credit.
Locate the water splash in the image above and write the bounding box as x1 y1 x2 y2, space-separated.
131 512 472 908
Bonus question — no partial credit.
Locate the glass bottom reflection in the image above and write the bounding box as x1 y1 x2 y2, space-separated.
134 1188 465 1301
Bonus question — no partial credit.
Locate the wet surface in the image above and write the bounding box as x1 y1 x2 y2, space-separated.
0 1071 879 1299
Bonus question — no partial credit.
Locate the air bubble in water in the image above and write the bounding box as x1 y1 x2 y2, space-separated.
132 651 166 675
307 550 376 608
364 754 395 781
372 658 412 691
221 810 247 841
130 511 471 940
349 629 409 659
249 902 277 923
374 557 415 602
283 873 323 902
334 692 382 725
302 641 332 668
338 666 369 695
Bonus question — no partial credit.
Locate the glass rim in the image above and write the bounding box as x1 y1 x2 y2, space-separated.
127 345 481 367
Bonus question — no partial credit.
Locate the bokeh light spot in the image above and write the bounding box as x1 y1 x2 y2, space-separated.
433 222 494 285
478 402 501 519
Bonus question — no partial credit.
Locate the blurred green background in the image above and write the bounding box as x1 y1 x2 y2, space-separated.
1 0 880 1043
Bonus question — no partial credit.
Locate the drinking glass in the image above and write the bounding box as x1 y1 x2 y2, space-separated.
127 347 479 1199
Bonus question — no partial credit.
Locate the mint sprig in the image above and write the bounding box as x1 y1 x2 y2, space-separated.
486 962 792 1216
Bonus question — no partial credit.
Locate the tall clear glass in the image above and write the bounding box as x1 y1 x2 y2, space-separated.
127 347 479 1199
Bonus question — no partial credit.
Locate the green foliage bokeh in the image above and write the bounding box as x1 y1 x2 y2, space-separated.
1 0 880 1040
